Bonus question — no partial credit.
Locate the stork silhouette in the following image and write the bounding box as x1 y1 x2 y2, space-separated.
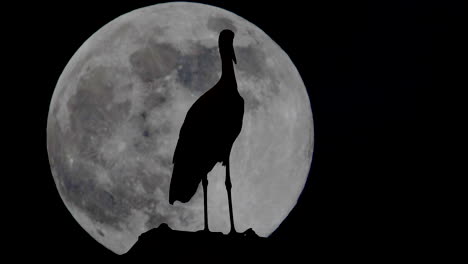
169 29 244 235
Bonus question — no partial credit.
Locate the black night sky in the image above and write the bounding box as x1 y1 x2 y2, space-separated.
5 0 461 261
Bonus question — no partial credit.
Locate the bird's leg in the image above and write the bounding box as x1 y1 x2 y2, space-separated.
225 159 237 235
202 177 209 232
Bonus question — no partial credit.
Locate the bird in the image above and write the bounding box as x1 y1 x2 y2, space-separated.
169 29 244 235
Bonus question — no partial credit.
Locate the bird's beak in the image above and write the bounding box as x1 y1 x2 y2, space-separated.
232 45 237 64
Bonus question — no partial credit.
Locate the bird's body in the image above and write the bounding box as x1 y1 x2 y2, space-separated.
168 29 244 233
169 78 244 203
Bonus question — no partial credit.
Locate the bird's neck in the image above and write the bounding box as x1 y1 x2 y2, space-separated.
220 58 237 85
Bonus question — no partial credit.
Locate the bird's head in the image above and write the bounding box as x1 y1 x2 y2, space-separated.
219 29 237 64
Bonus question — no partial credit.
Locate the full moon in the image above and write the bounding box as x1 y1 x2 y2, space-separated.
47 2 313 254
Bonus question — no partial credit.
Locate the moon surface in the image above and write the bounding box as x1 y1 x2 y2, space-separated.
47 2 313 254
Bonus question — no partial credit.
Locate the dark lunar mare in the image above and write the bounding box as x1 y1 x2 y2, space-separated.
48 63 185 232
169 29 244 234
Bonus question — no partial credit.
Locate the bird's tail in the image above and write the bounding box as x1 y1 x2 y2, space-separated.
169 163 204 205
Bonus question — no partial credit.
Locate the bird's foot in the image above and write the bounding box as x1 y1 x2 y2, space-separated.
228 228 239 237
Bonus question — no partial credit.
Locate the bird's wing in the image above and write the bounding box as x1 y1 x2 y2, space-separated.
170 96 219 204
172 97 216 164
